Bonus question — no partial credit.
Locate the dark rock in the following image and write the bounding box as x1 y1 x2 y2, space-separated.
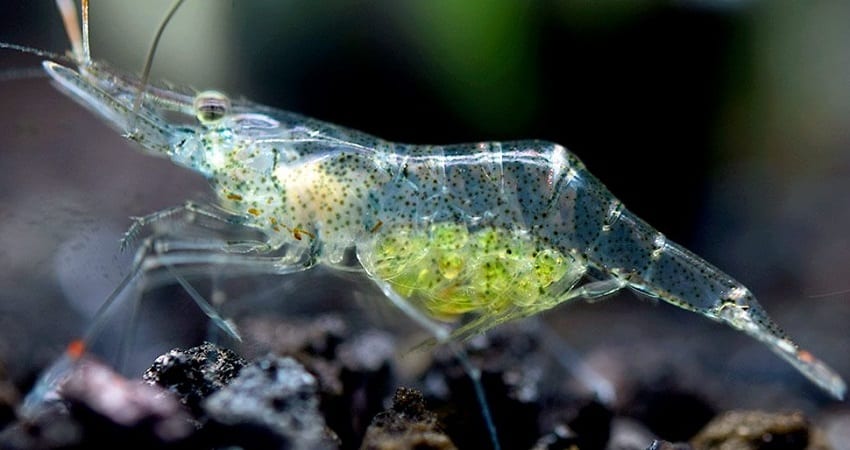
532 400 613 450
819 409 850 450
423 328 545 450
690 410 821 450
334 330 397 447
423 324 596 450
62 358 193 446
202 355 340 450
143 341 246 417
338 330 396 373
239 314 351 397
607 417 658 450
5 311 833 450
646 440 694 450
627 384 716 442
1 358 193 449
566 400 613 449
240 314 349 361
238 314 398 448
530 424 580 450
0 365 18 430
360 387 456 450
0 402 81 450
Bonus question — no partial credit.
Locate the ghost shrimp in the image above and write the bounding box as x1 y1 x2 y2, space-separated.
19 0 847 447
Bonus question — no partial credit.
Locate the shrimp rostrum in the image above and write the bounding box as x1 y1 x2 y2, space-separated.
35 0 845 409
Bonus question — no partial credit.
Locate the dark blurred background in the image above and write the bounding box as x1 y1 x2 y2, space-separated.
0 0 848 417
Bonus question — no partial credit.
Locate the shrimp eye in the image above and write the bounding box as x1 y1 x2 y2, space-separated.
194 90 230 124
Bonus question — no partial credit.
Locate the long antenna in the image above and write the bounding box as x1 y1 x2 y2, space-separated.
81 0 91 63
0 42 68 62
55 0 83 61
129 0 187 134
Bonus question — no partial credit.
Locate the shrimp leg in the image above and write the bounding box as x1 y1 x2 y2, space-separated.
22 207 317 414
107 229 316 343
120 201 266 252
442 278 627 345
561 278 628 303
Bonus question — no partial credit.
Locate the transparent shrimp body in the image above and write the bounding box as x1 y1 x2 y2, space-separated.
38 1 844 407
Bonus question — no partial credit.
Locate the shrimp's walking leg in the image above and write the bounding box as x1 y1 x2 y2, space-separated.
442 278 627 408
370 278 502 450
22 206 315 415
446 277 628 344
120 201 254 251
562 278 627 303
106 201 309 340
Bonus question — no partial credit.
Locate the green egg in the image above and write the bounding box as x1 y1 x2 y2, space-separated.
371 223 575 323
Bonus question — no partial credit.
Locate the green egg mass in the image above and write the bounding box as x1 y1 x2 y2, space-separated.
370 222 583 326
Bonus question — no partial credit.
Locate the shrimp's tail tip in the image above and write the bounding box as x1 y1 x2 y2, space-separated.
717 304 846 400
767 337 846 400
790 348 847 401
